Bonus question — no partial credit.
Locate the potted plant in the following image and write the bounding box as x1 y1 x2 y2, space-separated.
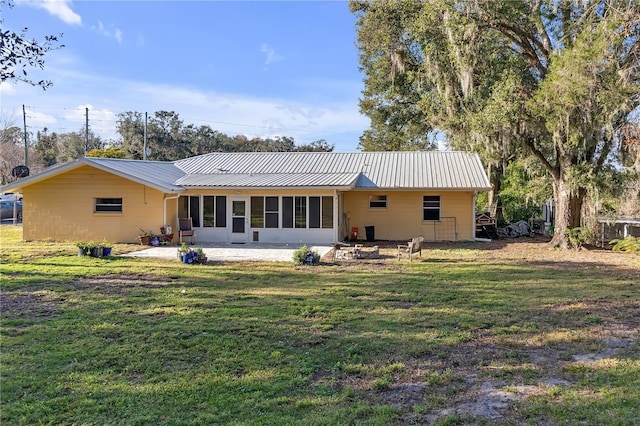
194 247 207 264
159 226 173 245
177 243 207 264
177 242 191 261
292 245 320 265
90 242 103 258
98 239 113 257
76 241 91 256
138 229 153 245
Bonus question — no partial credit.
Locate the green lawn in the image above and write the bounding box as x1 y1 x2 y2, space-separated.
1 226 638 425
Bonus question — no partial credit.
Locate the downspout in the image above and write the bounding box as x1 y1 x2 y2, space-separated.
334 189 339 243
472 191 478 241
164 193 181 231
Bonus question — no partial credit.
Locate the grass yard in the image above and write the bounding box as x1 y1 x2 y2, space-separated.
1 225 639 425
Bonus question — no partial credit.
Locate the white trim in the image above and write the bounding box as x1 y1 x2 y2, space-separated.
163 194 180 230
229 197 250 243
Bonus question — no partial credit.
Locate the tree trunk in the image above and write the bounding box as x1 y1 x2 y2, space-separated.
550 177 587 248
487 161 505 224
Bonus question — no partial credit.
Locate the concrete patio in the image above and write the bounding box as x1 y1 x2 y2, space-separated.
122 242 334 262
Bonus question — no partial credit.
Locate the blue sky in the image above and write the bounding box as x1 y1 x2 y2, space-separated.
1 0 370 151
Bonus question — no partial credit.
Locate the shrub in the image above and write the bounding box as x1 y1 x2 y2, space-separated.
292 245 320 265
566 227 593 250
610 236 640 253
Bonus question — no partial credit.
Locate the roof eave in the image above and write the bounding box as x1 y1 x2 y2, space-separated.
0 158 87 193
182 184 356 191
0 157 186 194
86 159 185 193
351 186 493 191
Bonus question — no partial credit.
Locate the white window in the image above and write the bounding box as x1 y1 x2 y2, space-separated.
423 195 441 221
251 196 279 228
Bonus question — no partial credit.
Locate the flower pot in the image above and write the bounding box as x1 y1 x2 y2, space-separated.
78 247 88 256
138 235 151 245
102 247 112 257
91 247 103 257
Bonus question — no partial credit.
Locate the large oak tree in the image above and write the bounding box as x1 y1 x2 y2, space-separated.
351 0 640 247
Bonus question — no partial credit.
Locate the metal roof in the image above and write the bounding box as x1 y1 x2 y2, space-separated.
1 151 491 194
174 151 491 190
87 158 185 192
176 172 360 189
0 157 185 194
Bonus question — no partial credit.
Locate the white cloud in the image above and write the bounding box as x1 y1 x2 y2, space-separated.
62 104 117 138
0 82 17 96
25 109 58 129
3 68 367 151
92 20 124 44
260 43 282 66
20 0 82 25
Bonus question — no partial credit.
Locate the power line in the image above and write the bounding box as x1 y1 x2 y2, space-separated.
20 106 351 144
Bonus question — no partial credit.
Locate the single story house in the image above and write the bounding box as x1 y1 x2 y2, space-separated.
1 151 491 244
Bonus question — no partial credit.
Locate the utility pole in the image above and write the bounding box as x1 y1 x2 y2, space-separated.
22 105 28 167
84 107 89 156
143 112 148 160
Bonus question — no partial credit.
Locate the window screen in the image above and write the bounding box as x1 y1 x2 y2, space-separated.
95 198 122 212
423 195 441 221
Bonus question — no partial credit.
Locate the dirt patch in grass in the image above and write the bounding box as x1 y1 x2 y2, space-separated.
71 274 177 291
362 325 638 423
1 274 174 321
323 238 639 423
330 235 638 270
0 288 63 321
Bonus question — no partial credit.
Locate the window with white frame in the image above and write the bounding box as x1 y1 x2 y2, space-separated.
321 196 333 228
423 195 441 221
202 195 227 228
180 195 226 228
251 196 279 228
281 195 333 229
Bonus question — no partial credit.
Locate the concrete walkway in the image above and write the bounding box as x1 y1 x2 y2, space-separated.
123 242 334 262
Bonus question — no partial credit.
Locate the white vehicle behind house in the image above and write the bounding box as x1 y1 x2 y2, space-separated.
0 192 22 202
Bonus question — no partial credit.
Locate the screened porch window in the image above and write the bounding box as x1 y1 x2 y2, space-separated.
282 196 333 229
250 196 279 228
180 195 226 228
294 196 306 228
179 196 200 227
309 196 334 228
203 195 227 228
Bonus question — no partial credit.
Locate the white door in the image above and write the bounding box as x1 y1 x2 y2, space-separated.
230 198 249 243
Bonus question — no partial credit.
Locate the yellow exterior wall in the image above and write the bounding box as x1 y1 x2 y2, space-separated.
343 190 475 241
19 167 476 243
22 165 170 243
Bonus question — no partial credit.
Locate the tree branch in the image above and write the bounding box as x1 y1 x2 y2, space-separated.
523 135 558 180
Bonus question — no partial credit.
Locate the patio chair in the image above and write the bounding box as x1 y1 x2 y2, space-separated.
179 217 196 244
397 235 424 261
